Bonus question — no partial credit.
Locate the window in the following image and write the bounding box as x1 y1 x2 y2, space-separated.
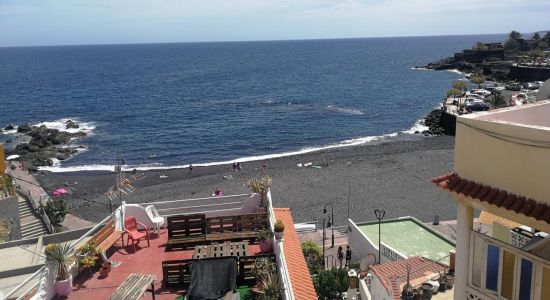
518 259 532 300
486 244 500 292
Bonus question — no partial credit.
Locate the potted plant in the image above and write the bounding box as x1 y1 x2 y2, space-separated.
257 272 281 300
273 220 285 240
246 176 272 208
258 228 274 253
45 243 75 297
100 262 111 278
254 257 275 282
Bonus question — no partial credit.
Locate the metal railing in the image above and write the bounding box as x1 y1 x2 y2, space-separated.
16 184 53 234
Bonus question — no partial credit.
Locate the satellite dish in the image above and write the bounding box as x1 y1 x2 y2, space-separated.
536 79 550 101
361 254 376 270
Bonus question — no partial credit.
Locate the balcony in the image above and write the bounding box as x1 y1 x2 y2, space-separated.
454 100 550 205
466 230 550 300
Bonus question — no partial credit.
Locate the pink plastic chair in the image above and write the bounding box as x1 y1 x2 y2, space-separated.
124 216 150 252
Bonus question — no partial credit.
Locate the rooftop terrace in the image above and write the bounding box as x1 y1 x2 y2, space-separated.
357 218 455 265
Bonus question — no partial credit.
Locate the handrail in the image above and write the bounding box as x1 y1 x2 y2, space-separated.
16 184 53 234
148 193 252 206
2 266 45 300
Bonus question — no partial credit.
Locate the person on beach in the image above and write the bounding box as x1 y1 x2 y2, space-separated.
232 162 237 172
337 246 344 269
189 163 193 174
213 187 222 197
345 245 352 268
236 162 241 171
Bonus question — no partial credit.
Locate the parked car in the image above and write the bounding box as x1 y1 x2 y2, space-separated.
523 82 540 90
505 82 521 91
466 102 490 112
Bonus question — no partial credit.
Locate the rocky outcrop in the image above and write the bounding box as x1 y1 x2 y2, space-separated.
4 121 87 171
4 125 14 131
17 124 31 133
65 120 79 129
422 109 456 136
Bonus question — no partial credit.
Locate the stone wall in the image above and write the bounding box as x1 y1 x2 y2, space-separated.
509 65 550 81
0 196 20 241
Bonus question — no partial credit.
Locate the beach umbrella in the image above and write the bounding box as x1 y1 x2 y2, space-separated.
6 154 20 160
52 188 69 197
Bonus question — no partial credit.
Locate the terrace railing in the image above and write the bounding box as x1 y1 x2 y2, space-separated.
266 190 295 300
3 209 120 300
146 193 256 217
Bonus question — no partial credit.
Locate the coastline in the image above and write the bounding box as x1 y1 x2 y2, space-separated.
35 135 456 225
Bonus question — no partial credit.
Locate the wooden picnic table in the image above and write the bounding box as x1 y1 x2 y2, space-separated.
193 241 249 259
109 273 156 300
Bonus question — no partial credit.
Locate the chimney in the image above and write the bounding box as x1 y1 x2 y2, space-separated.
449 250 456 273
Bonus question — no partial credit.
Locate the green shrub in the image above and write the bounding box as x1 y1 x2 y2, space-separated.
314 268 350 299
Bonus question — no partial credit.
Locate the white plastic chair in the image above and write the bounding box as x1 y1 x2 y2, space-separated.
146 205 165 235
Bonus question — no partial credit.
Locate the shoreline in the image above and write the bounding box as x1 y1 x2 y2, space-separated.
36 119 431 173
35 135 457 225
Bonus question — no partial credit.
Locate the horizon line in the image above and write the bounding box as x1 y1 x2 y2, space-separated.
0 32 510 49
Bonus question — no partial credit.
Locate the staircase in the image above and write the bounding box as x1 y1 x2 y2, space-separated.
18 196 47 239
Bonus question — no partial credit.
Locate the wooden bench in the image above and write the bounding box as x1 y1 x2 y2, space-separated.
166 213 268 250
166 214 207 250
110 273 156 300
87 220 123 255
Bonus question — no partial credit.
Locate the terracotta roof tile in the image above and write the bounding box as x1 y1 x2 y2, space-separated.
431 173 550 224
370 257 446 296
273 208 317 300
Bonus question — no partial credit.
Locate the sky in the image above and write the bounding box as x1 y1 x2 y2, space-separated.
1 0 550 47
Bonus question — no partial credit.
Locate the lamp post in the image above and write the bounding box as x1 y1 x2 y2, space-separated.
323 204 334 248
322 214 326 268
374 209 385 264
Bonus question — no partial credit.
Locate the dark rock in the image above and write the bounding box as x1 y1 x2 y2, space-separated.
17 124 31 133
56 153 70 161
65 120 79 129
4 125 14 130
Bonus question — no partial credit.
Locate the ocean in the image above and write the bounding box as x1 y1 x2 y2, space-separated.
0 34 505 171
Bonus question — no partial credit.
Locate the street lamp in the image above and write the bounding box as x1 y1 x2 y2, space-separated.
323 204 334 248
374 209 385 264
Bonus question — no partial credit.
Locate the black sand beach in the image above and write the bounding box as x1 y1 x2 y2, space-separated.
35 135 457 226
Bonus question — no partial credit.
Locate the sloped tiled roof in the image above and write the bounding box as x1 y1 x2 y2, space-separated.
273 208 318 300
370 256 446 297
431 172 550 223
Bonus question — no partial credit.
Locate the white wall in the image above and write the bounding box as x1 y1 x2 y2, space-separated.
348 219 378 263
359 278 372 300
369 274 392 300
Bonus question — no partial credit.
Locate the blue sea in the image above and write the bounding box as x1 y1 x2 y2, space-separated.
0 35 505 171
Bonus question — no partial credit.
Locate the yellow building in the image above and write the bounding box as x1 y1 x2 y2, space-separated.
432 100 550 300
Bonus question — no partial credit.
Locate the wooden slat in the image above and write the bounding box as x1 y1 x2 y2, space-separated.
110 273 156 300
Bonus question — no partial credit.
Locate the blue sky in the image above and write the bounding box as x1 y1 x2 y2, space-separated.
1 0 550 47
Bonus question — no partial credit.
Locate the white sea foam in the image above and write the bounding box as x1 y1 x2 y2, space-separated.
32 118 96 135
326 105 364 115
411 67 430 71
1 128 17 135
445 69 464 75
39 119 432 173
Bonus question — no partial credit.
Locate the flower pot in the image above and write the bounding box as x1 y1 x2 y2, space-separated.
100 266 110 278
55 274 73 297
259 240 273 253
274 231 284 240
445 274 455 289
